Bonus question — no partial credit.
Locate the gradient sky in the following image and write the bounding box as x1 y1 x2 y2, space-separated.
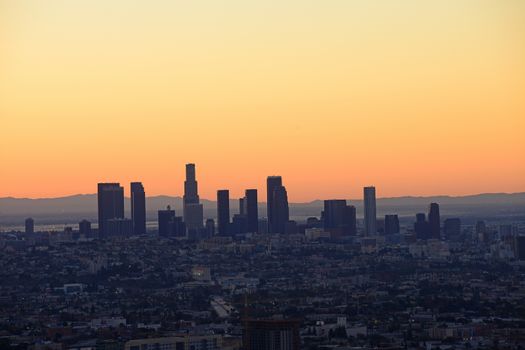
1 0 524 201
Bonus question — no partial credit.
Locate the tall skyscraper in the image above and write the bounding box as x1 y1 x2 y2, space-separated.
267 176 289 233
364 186 377 236
217 189 230 236
384 214 400 235
323 200 357 236
183 163 203 232
97 183 124 236
130 182 146 235
414 213 430 240
270 184 289 234
25 217 34 234
245 189 258 233
158 205 175 236
428 202 441 239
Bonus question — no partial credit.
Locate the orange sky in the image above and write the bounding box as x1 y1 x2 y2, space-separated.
1 1 524 201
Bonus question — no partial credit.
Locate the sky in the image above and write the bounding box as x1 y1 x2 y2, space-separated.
1 0 524 201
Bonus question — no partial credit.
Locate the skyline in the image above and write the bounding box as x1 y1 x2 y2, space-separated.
1 1 525 200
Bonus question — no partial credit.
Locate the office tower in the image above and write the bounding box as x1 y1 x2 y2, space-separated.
414 213 430 240
130 182 146 235
217 190 230 236
79 220 92 236
25 217 34 234
170 216 186 237
245 189 258 233
428 203 441 239
258 218 268 234
97 183 124 236
205 218 215 237
384 214 400 235
183 164 204 232
270 184 289 234
231 214 247 235
243 319 300 350
444 218 461 239
323 200 357 236
267 176 283 233
106 218 133 236
158 206 176 236
239 197 246 216
364 186 377 236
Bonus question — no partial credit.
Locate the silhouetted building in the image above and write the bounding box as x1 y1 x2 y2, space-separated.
243 319 300 350
323 200 357 236
239 197 246 216
245 189 259 233
25 217 34 234
428 203 441 239
158 206 176 236
231 214 248 235
444 218 461 239
258 219 268 234
217 190 230 236
267 176 283 233
384 214 400 235
364 186 377 235
107 218 133 236
130 182 146 235
79 219 92 236
414 213 430 240
284 220 298 235
97 183 124 236
205 218 215 237
169 216 186 237
183 163 203 232
270 183 289 234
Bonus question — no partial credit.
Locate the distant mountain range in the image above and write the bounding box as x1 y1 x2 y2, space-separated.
1 192 524 226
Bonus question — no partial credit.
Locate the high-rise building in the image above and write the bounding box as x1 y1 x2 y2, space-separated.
271 184 289 234
245 189 259 233
158 206 176 236
323 200 357 236
217 189 230 236
364 186 377 236
267 176 283 233
25 217 34 234
243 319 300 350
384 214 400 235
130 182 146 235
428 203 441 239
183 163 203 232
414 213 430 240
515 236 525 260
107 218 133 236
79 219 92 236
239 197 246 216
97 183 124 236
205 218 215 237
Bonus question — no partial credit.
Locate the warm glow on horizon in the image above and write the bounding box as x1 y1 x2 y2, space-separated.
1 0 524 201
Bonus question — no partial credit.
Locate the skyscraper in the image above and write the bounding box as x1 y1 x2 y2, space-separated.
25 217 34 234
245 189 258 233
323 200 357 236
97 183 124 236
183 163 203 232
384 214 400 235
414 213 430 240
130 182 146 235
217 189 230 236
79 219 92 236
158 205 175 236
270 184 289 234
364 186 377 236
428 202 441 239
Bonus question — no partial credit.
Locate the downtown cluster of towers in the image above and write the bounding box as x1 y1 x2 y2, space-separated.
93 163 443 239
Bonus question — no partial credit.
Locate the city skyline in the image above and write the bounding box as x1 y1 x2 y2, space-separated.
1 1 524 200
